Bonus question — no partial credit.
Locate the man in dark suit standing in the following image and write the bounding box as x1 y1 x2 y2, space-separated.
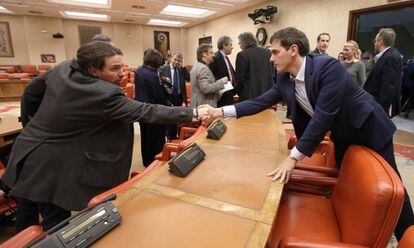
159 51 188 141
309 33 330 55
209 36 236 107
1 41 205 233
207 27 413 240
235 32 274 101
364 28 403 116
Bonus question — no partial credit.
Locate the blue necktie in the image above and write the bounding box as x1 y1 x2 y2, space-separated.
173 68 179 95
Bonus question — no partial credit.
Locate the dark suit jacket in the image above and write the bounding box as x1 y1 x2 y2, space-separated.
235 45 274 101
210 51 235 83
135 66 170 106
2 61 193 210
158 63 187 104
364 47 403 113
209 51 236 106
235 55 396 157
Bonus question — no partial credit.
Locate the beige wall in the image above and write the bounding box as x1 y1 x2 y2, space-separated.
0 15 29 65
185 0 410 65
0 15 186 68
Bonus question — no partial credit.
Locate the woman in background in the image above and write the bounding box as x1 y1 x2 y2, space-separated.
341 40 366 87
135 49 171 167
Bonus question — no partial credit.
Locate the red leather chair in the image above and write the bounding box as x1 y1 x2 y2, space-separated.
8 73 30 79
0 73 9 79
398 225 414 248
185 82 191 106
21 65 37 77
267 146 405 248
155 124 207 162
88 160 164 207
38 65 51 71
123 83 134 99
0 162 17 217
0 225 43 248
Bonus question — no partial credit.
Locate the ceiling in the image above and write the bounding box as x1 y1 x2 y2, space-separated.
0 0 267 27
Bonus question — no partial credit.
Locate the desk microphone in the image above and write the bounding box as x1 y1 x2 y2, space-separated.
24 194 117 247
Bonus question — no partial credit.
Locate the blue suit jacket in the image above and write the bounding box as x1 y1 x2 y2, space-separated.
235 55 396 157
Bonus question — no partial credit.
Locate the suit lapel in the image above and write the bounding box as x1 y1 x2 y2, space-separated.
304 56 316 109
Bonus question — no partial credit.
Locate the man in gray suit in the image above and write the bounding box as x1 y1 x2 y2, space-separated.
1 41 205 232
190 43 228 108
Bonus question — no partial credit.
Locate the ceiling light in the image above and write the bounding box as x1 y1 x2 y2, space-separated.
47 0 110 8
147 19 186 27
161 5 216 18
0 6 13 14
61 11 109 21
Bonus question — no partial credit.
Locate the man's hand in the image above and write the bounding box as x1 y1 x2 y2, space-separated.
208 108 224 119
267 156 297 184
196 104 214 123
221 77 229 84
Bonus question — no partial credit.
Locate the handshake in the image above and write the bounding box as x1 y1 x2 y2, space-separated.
194 105 224 124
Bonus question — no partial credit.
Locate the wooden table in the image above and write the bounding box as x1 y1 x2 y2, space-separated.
94 109 287 248
0 79 31 102
0 115 22 148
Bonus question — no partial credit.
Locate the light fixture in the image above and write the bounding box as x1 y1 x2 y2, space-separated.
61 11 109 21
47 0 110 8
160 4 216 18
0 6 13 14
147 19 186 27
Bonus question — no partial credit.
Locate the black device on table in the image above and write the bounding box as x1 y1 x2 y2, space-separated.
207 119 227 140
26 194 121 248
169 143 205 177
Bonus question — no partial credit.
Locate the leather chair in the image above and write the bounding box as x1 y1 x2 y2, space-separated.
88 160 164 207
123 83 134 99
8 73 30 79
398 225 414 248
0 225 43 248
21 65 37 77
0 162 17 217
38 65 51 71
185 82 191 106
155 124 207 162
267 146 405 248
0 73 9 79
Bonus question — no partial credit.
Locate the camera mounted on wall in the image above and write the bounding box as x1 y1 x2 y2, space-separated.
248 5 278 25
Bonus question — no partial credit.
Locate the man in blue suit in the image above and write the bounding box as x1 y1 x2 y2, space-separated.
206 27 413 240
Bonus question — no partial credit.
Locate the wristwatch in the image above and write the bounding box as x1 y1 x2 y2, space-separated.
288 153 298 161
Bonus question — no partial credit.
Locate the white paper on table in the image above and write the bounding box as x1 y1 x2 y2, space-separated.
219 83 234 98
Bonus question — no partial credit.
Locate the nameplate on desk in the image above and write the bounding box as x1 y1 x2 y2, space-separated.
168 143 205 177
207 119 227 140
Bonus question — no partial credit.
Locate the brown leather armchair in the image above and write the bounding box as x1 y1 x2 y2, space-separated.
267 146 405 248
398 225 414 248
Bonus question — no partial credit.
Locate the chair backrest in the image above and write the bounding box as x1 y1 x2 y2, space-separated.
38 65 51 71
186 82 191 106
8 73 30 79
332 146 404 248
22 65 37 76
398 225 414 248
0 73 9 79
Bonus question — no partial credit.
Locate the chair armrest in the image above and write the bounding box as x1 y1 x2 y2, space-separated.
179 127 198 140
287 136 298 150
158 143 180 161
0 225 43 248
294 164 339 177
289 174 337 187
278 236 369 248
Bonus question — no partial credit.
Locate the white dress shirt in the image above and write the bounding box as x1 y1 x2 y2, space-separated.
374 46 391 63
220 50 234 83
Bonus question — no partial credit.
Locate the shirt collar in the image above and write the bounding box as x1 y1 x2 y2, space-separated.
293 57 306 82
220 50 227 58
375 46 391 61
